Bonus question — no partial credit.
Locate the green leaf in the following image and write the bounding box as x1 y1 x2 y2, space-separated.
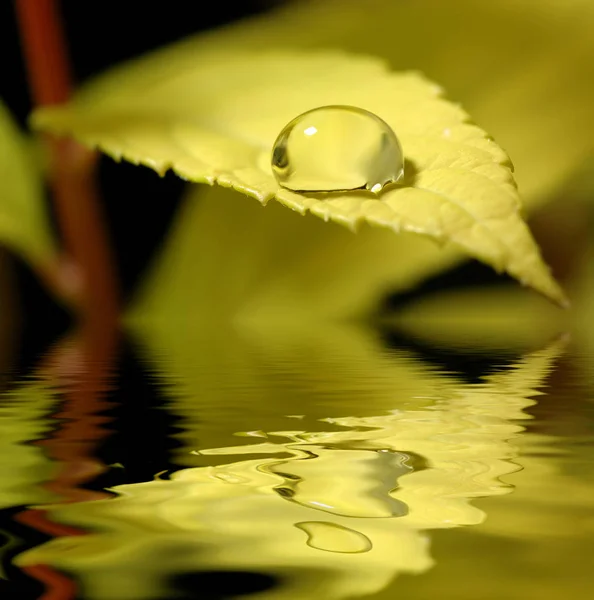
33 51 565 306
0 100 57 271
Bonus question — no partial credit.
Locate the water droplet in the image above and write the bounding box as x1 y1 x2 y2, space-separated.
271 105 404 194
295 521 372 554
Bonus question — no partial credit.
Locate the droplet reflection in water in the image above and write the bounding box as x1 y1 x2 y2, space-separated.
295 521 372 554
270 448 411 518
271 105 404 194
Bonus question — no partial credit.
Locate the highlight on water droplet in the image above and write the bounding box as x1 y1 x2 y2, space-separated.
294 521 372 554
271 105 404 194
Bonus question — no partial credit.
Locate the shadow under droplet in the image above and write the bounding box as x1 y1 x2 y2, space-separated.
296 157 420 201
400 158 419 187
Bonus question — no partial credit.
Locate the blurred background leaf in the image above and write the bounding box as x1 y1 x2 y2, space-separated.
0 100 57 274
130 185 463 323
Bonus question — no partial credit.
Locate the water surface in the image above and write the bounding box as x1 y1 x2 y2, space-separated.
0 323 592 599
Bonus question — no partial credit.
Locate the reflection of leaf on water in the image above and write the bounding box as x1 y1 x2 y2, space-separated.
0 375 58 579
0 378 58 510
131 316 455 463
370 455 594 600
0 377 59 575
32 40 564 303
0 100 57 272
381 380 594 600
15 340 564 600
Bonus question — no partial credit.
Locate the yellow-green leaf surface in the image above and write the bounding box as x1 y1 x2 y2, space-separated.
15 341 565 600
33 51 565 305
0 100 57 270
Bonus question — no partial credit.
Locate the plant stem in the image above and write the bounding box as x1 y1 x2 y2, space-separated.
14 2 120 598
14 0 119 322
14 0 72 107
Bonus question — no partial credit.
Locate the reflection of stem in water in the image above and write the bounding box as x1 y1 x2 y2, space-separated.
14 1 120 597
16 329 118 599
12 340 566 600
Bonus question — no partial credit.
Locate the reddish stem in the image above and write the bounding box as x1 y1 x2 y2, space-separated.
15 0 119 321
47 137 119 330
14 0 72 106
14 2 120 598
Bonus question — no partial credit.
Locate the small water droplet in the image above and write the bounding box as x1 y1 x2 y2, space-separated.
271 105 404 194
295 521 372 554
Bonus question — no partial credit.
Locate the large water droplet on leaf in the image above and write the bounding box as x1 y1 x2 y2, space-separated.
271 105 404 194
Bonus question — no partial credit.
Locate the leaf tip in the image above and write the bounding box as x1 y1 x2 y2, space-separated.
533 277 570 310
